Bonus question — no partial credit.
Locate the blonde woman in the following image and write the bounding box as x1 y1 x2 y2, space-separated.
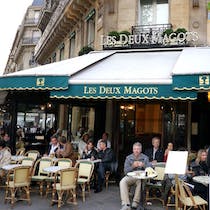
189 149 208 200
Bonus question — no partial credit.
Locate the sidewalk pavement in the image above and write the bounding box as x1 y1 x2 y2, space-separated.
0 185 165 210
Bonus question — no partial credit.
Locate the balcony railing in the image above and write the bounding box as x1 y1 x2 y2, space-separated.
132 24 172 35
25 18 39 25
22 37 40 45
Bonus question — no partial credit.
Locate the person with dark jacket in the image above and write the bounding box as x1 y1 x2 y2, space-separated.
189 149 208 200
145 136 164 163
81 140 98 160
94 139 114 193
207 146 210 174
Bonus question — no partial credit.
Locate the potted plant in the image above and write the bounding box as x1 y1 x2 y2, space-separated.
78 46 94 56
108 31 120 41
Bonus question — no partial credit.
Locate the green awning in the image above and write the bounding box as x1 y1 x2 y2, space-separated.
50 84 197 100
173 74 210 91
0 75 69 90
172 47 210 91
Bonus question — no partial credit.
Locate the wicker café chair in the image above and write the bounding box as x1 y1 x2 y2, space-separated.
51 167 78 209
75 160 94 202
178 179 208 210
145 166 165 206
16 148 25 156
31 157 53 196
25 150 40 161
4 166 31 207
46 158 73 197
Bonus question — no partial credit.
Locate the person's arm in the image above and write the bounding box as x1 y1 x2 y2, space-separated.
124 156 132 174
0 150 11 167
144 155 152 168
60 143 73 158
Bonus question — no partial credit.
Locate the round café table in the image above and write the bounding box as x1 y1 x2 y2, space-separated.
193 175 209 187
127 170 157 210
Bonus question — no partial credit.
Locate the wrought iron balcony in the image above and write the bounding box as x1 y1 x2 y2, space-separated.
132 24 172 35
22 37 40 45
131 24 173 48
24 18 39 25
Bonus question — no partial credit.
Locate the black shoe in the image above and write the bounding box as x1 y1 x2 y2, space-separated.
94 187 102 193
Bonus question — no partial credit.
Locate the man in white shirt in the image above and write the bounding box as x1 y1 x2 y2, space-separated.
47 135 59 157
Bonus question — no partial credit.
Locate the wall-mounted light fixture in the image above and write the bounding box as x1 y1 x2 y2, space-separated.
192 0 199 8
208 92 210 102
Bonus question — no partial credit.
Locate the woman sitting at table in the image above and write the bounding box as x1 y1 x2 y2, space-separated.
56 136 76 165
81 140 98 160
0 140 11 182
163 142 173 162
189 149 208 200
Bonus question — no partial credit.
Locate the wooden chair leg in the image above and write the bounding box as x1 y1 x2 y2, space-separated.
81 184 85 202
11 188 15 207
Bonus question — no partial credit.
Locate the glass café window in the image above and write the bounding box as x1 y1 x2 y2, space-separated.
17 104 55 139
69 106 95 150
120 103 162 138
140 0 169 25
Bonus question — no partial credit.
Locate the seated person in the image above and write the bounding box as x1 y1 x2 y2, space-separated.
0 140 11 178
78 133 89 158
119 142 151 210
81 140 97 160
56 136 76 165
94 140 114 193
163 142 173 162
96 132 111 150
145 136 164 164
46 135 59 157
3 133 11 148
207 146 210 174
189 149 208 200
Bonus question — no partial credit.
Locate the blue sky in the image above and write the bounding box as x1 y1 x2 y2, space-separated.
0 0 32 75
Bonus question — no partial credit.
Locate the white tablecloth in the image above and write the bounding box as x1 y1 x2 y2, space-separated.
193 175 209 187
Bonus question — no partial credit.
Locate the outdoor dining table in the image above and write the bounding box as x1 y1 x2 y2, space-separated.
76 158 101 164
2 164 22 171
127 170 157 210
43 165 70 174
193 175 209 187
11 155 25 162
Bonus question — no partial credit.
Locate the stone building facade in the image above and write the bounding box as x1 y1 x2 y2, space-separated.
4 0 44 74
3 0 210 157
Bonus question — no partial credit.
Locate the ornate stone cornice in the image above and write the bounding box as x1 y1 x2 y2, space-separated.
34 0 69 59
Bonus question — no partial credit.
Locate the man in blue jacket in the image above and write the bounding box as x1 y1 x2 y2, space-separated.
119 142 151 210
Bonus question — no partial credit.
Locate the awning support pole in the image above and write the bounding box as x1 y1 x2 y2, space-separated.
187 101 192 152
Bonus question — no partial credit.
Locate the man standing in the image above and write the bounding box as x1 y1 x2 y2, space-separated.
119 142 151 210
145 136 164 163
94 139 114 193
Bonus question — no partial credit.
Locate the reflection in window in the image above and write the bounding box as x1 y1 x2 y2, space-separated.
70 106 95 141
87 14 95 47
69 34 75 58
140 0 169 25
17 104 55 135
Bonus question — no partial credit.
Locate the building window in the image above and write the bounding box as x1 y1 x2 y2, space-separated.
86 10 95 47
139 0 169 25
32 30 41 44
59 45 65 61
52 52 56 63
34 11 40 23
69 33 76 58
